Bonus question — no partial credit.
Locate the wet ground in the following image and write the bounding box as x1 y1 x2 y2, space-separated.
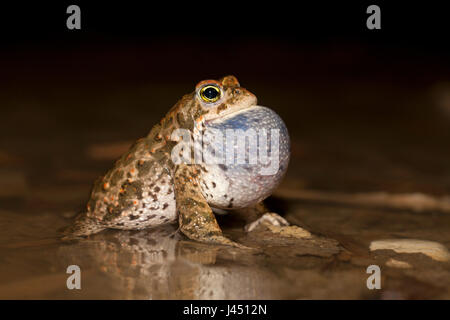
1 43 450 299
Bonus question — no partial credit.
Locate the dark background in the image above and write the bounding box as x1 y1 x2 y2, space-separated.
2 2 450 197
2 2 450 82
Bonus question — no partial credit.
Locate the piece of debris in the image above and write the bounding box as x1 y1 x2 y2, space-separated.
431 81 450 117
0 151 22 165
386 258 413 269
266 225 312 239
370 239 450 262
86 141 133 160
273 189 450 213
0 170 28 197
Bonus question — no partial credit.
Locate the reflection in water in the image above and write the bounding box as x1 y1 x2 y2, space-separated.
58 224 291 299
0 210 345 299
2 205 448 299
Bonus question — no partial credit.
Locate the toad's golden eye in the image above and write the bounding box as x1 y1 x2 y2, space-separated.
199 85 221 103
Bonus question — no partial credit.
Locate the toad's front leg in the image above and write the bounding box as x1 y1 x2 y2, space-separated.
173 164 247 248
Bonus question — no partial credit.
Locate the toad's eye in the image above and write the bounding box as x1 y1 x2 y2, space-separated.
199 85 221 103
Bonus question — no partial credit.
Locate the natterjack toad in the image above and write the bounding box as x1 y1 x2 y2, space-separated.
64 76 290 247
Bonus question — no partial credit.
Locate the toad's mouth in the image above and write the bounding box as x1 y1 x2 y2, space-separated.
205 104 261 124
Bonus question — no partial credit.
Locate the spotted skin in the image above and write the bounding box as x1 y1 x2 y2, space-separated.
63 76 290 247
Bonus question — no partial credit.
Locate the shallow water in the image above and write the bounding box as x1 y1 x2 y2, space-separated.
1 45 450 299
2 199 450 299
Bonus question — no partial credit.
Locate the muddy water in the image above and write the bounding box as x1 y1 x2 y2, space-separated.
1 47 450 299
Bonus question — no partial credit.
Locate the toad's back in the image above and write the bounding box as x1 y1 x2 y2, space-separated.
84 137 178 231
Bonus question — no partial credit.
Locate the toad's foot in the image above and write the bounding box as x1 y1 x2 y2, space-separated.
60 214 106 240
199 233 251 249
245 212 290 232
174 164 251 249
